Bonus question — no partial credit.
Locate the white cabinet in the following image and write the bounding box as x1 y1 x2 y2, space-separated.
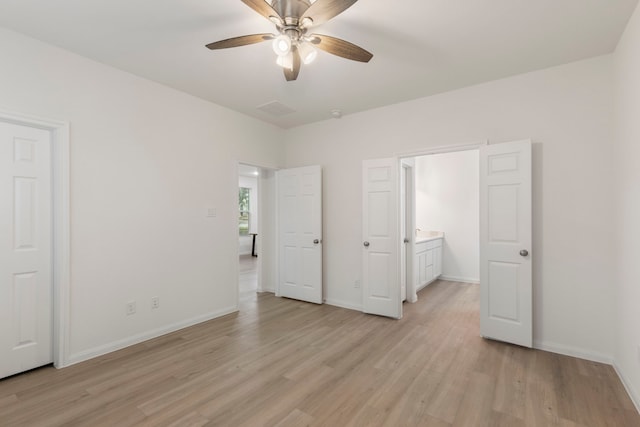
415 238 443 291
434 246 442 277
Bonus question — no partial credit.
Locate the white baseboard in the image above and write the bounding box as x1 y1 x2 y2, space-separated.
533 339 613 365
324 298 362 312
63 305 238 367
613 361 640 415
439 275 479 284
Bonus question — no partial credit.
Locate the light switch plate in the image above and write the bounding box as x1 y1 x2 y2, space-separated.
206 208 217 217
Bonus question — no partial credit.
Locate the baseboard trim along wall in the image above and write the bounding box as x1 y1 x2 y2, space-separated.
533 339 613 365
439 275 480 284
64 306 238 367
613 362 640 415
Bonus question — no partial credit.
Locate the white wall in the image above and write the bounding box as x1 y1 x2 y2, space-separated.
415 151 480 283
238 175 258 256
0 27 285 364
613 2 640 410
0 17 629 383
285 55 615 361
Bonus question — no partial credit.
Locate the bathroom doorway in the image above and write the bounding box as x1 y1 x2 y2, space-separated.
401 147 480 303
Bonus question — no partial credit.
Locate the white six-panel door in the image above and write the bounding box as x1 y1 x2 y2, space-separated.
362 158 401 319
0 121 53 379
480 140 532 347
277 165 323 304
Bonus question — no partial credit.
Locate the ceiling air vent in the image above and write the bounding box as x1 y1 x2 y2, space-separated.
256 101 296 117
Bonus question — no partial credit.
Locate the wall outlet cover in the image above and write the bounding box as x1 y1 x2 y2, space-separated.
126 301 136 315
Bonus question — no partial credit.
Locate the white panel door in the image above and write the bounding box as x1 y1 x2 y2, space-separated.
0 121 53 379
480 140 532 347
362 158 401 319
277 165 322 304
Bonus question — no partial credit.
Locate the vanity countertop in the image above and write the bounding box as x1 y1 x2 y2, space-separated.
415 231 444 243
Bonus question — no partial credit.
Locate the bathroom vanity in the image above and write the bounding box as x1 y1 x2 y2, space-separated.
415 231 444 291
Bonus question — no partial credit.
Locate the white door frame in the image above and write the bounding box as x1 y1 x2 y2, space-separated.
0 108 70 369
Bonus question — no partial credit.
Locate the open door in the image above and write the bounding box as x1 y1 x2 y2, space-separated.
362 158 401 319
1 122 53 379
480 140 532 347
402 159 417 303
276 165 322 304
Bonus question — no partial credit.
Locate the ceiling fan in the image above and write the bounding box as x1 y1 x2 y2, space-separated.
206 0 373 81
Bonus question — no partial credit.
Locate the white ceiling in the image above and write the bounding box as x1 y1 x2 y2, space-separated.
0 0 637 129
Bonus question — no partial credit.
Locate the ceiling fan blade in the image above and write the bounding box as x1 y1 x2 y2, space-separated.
206 34 273 50
301 0 359 27
241 0 284 24
284 49 301 81
310 34 373 62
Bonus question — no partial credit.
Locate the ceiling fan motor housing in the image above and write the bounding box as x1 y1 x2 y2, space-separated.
270 0 313 20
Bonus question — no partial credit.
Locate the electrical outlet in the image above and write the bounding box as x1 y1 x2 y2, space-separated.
126 301 136 315
354 280 361 289
151 296 160 310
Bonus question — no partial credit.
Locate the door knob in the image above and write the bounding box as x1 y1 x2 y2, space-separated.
404 238 409 243
313 239 320 244
520 249 529 257
363 241 370 247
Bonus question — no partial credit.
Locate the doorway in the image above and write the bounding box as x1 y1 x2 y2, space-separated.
236 163 278 307
407 149 481 301
238 164 259 302
398 141 533 347
363 141 532 345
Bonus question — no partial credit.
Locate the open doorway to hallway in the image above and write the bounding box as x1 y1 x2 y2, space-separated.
237 162 278 306
238 164 259 303
239 253 258 302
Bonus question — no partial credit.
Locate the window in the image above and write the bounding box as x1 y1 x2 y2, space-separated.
239 187 250 235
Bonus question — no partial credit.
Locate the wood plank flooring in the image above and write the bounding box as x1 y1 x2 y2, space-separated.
1 280 638 426
239 254 258 302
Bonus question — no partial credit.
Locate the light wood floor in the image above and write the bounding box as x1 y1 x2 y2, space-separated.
239 254 258 302
1 280 638 426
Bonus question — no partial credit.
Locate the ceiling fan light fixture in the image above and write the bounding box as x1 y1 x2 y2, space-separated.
205 0 374 81
269 15 282 26
276 52 294 70
272 34 292 56
297 41 318 65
